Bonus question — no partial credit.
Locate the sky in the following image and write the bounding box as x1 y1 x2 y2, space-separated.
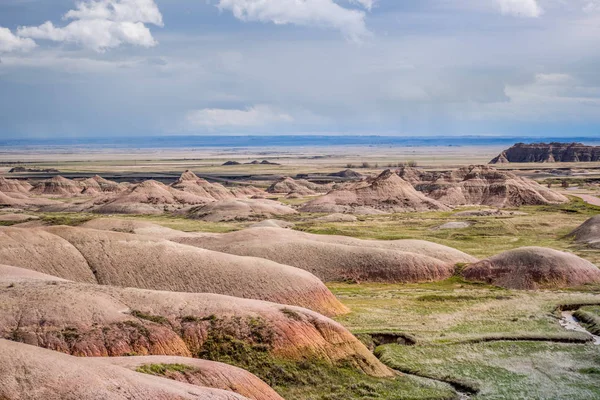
0 0 599 138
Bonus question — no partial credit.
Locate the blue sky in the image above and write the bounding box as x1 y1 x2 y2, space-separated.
0 0 599 138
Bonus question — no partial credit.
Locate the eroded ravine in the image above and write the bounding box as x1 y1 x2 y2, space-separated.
559 311 600 345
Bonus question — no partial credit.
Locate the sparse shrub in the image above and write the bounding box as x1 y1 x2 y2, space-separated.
281 308 303 321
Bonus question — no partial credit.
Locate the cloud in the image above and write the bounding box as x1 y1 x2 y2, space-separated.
186 105 294 128
496 0 543 17
349 0 375 11
17 0 163 52
216 0 370 42
0 27 36 53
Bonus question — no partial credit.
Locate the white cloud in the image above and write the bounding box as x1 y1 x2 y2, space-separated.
17 0 162 52
583 1 600 12
0 27 36 53
349 0 375 11
217 0 370 42
186 105 294 128
496 0 543 17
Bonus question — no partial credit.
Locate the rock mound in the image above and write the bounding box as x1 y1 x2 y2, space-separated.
462 247 600 289
0 269 389 377
223 161 241 166
567 216 600 249
300 170 449 214
80 175 124 193
0 226 346 316
399 165 568 207
171 170 236 201
490 142 600 164
93 179 213 214
173 227 476 283
267 177 331 196
0 340 249 400
0 176 32 194
186 199 297 222
107 356 283 400
30 176 83 197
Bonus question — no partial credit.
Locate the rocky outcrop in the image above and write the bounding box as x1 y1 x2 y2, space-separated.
490 142 600 164
300 169 449 214
398 165 568 207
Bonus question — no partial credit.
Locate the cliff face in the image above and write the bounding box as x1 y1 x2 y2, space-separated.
489 142 600 164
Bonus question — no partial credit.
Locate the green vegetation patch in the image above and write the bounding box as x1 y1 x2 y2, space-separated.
376 341 600 400
194 315 455 400
130 310 170 326
136 363 192 376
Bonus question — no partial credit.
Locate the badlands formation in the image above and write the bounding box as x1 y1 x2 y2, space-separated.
461 247 600 289
1 157 600 399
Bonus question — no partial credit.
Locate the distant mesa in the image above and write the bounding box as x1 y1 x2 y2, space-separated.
398 165 568 207
461 247 600 289
222 160 241 166
567 216 600 249
8 166 60 173
490 142 600 164
223 160 281 166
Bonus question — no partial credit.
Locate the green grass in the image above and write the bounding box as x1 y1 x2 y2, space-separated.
329 280 600 399
377 341 600 399
136 363 192 376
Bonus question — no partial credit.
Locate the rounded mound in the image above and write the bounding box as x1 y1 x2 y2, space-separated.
462 247 600 289
174 227 472 283
107 356 283 400
0 226 346 316
0 213 39 222
186 199 297 222
0 271 390 377
567 215 600 249
300 170 449 214
0 340 249 400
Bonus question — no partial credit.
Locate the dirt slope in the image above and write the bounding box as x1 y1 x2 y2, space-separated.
300 169 449 214
0 340 249 400
30 176 84 197
107 356 283 400
567 215 600 248
186 199 297 222
462 247 600 289
0 226 346 316
173 227 474 283
0 269 390 377
171 170 236 200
